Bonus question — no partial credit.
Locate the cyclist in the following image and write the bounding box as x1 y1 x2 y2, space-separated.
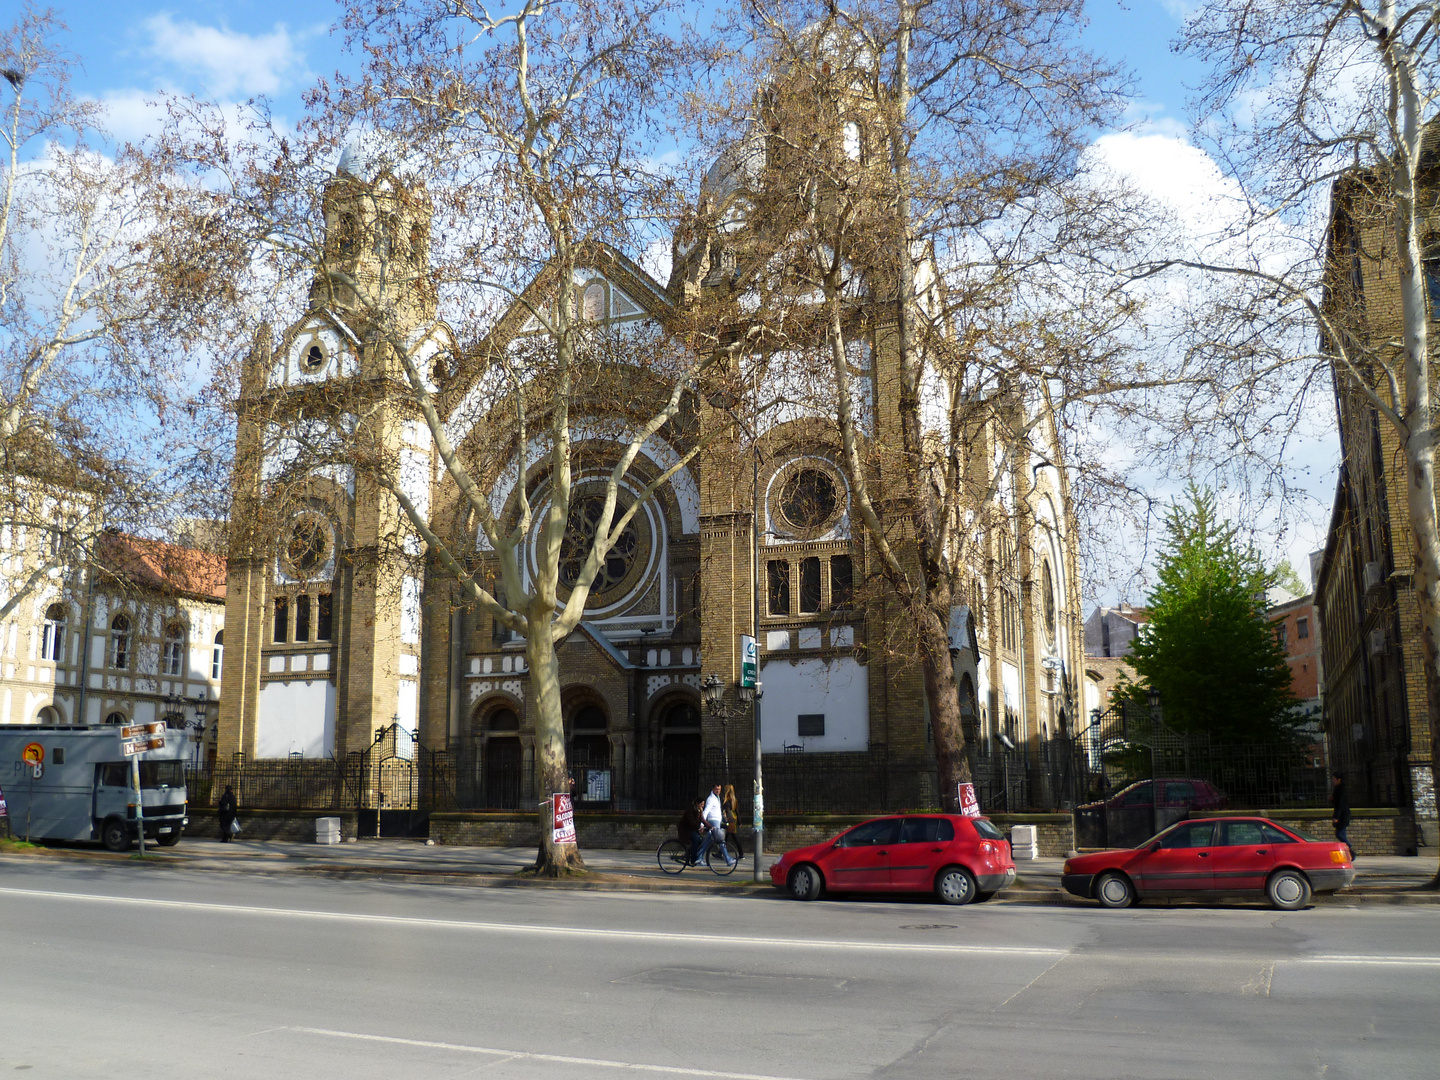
677 797 704 865
695 783 735 868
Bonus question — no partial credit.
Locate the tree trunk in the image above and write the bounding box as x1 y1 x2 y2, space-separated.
528 625 585 875
919 602 973 812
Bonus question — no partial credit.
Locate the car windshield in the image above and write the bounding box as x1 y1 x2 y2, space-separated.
98 761 187 789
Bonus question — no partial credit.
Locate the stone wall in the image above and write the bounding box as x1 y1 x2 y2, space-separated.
187 807 360 842
1193 808 1417 856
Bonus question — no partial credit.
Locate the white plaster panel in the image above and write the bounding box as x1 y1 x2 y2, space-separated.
256 680 337 758
759 658 868 752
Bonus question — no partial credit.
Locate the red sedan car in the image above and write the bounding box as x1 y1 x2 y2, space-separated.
769 814 1017 905
1062 816 1355 910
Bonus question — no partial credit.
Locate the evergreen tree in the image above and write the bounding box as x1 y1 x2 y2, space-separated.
1123 488 1298 742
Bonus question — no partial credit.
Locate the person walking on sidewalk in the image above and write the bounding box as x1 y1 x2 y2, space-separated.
1331 772 1353 858
695 783 735 867
218 785 238 843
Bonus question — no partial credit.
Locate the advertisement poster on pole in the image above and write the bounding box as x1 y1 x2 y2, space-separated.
957 782 981 818
551 792 576 844
739 635 757 689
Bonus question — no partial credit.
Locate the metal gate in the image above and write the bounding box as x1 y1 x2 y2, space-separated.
348 723 456 838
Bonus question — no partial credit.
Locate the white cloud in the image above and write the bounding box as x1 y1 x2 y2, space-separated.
142 15 309 99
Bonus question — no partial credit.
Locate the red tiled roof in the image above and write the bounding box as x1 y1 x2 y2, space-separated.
95 532 226 602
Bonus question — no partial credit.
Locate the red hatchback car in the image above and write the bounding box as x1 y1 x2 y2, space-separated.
1062 816 1355 910
769 814 1017 905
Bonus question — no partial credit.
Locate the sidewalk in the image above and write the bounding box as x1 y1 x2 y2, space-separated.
4 836 1437 901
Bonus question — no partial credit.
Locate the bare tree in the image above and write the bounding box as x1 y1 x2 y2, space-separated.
0 7 233 627
1133 0 1440 882
685 1 1138 810
188 0 726 873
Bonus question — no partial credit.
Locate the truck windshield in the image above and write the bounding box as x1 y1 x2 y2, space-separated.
98 762 188 789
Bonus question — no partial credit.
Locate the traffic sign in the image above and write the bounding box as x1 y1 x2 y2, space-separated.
120 723 165 739
740 635 757 689
122 735 166 756
21 742 43 765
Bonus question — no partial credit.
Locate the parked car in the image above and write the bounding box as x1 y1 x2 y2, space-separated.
1061 816 1355 910
769 814 1017 905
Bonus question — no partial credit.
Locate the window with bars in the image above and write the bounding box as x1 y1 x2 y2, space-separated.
317 593 332 640
274 597 289 643
295 594 311 642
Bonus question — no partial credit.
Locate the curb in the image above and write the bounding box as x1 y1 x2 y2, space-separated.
4 850 1438 904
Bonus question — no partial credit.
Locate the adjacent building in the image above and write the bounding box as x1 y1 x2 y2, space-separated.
1313 155 1438 844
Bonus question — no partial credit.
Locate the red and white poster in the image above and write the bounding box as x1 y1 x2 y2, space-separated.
551 792 576 844
0 781 7 818
957 782 981 818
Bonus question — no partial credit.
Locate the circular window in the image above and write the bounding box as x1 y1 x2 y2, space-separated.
557 495 639 594
1042 560 1057 640
301 342 326 373
777 467 839 533
282 513 334 579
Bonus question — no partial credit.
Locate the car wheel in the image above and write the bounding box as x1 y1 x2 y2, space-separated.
101 818 131 853
1095 871 1135 909
934 866 977 906
1266 868 1312 911
788 864 823 901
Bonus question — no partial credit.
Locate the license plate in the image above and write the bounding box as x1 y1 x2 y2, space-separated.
159 827 172 834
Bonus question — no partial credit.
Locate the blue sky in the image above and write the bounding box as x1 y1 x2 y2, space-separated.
32 0 1335 598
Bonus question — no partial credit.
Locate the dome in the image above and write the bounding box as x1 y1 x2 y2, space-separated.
701 128 767 202
335 126 420 183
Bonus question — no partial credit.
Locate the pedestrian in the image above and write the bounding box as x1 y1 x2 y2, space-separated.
218 785 238 843
677 797 704 865
695 783 734 867
721 783 743 859
1330 772 1353 859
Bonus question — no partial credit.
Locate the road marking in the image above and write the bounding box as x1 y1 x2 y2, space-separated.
286 1026 814 1080
1303 955 1440 967
0 886 1065 957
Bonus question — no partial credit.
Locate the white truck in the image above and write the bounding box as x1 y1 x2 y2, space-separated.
0 724 190 851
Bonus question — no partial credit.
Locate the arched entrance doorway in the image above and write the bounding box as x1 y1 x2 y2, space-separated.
564 697 613 805
482 706 522 809
657 697 701 809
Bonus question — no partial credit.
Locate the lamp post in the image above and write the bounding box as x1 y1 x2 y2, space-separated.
700 673 730 786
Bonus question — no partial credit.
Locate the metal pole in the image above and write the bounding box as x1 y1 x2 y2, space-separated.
131 754 147 856
752 407 764 884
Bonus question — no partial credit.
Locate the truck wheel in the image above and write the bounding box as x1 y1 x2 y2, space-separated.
156 827 182 848
101 818 131 853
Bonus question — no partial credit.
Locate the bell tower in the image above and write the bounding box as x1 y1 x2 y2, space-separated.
217 134 442 763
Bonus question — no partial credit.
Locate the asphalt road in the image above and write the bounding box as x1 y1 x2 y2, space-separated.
2 860 1437 1080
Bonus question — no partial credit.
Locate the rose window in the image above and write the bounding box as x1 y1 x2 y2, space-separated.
558 495 639 592
778 467 839 532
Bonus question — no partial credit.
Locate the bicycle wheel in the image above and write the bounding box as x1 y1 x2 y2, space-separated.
707 837 740 876
657 839 689 875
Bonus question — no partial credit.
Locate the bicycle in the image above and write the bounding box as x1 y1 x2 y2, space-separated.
657 832 742 876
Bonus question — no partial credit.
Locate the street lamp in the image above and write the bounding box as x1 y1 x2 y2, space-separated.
701 673 731 788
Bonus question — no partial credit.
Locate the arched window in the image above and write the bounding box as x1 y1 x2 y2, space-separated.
36 705 61 725
842 120 863 162
104 711 126 725
110 614 131 670
582 282 605 321
212 630 224 680
162 622 185 677
42 602 66 662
